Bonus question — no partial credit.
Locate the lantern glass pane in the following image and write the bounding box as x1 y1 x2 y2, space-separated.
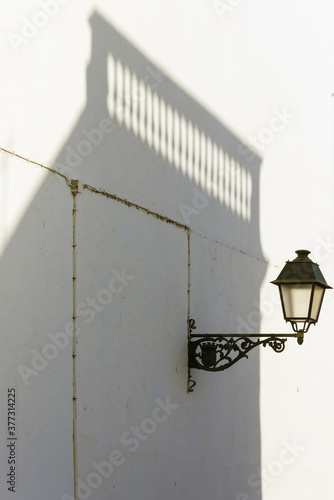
281 284 313 319
310 285 325 321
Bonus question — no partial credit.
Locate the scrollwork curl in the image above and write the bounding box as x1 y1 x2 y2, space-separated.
264 337 286 353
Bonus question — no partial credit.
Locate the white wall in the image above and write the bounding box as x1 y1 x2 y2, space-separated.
1 1 334 499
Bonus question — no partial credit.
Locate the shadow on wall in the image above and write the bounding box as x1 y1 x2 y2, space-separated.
54 11 262 256
53 10 266 499
0 10 265 500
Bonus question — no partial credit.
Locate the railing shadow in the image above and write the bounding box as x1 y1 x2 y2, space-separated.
54 11 263 256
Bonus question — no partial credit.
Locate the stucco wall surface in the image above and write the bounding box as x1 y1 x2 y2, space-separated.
1 1 334 500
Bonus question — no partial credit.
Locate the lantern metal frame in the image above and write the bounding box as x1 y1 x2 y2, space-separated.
271 249 331 334
187 250 331 392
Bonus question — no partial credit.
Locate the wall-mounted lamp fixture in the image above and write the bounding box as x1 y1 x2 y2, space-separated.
188 250 332 392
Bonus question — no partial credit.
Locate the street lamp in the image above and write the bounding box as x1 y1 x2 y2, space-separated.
271 249 332 343
188 249 332 392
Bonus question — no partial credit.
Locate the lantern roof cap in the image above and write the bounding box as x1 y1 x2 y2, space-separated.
271 249 332 288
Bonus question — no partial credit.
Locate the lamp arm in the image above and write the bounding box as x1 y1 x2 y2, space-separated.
187 319 303 392
189 333 299 338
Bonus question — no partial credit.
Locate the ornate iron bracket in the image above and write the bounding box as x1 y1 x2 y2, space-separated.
187 319 300 392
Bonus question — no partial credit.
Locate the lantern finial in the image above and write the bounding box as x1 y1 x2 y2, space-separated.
294 249 311 261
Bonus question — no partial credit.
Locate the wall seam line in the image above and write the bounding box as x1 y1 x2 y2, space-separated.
0 147 70 184
191 231 270 265
0 146 267 265
82 183 267 265
70 180 79 500
187 228 191 392
82 183 190 231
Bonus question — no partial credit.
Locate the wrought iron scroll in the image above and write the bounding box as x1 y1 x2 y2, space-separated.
187 319 290 392
188 335 287 372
